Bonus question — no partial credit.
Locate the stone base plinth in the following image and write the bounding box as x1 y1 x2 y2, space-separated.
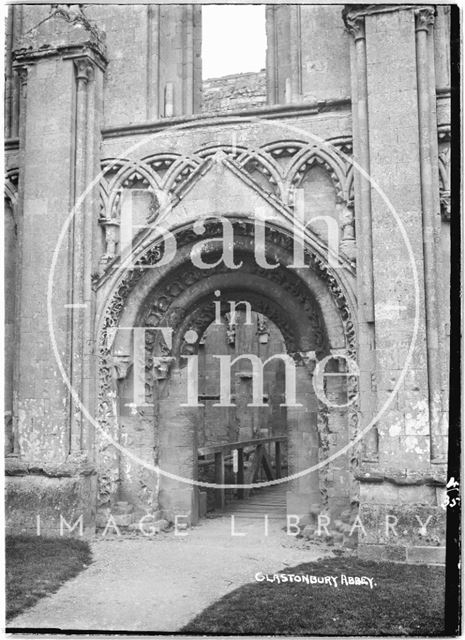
356 482 447 564
6 473 97 537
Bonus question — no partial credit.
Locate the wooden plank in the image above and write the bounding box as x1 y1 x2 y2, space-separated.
237 448 244 500
259 445 274 480
275 441 282 479
214 451 225 510
198 436 286 457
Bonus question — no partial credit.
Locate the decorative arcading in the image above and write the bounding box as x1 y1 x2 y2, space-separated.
96 220 359 506
99 139 354 221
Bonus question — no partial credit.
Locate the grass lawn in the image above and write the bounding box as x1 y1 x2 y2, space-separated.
182 556 446 636
6 535 92 621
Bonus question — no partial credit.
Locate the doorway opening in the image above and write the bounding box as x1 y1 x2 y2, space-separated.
195 309 292 517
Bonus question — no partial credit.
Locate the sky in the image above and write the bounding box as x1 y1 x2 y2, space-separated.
202 5 266 79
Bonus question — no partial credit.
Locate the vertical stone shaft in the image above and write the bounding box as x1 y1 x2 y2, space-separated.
82 64 97 456
192 5 202 113
5 7 14 138
11 5 23 138
265 6 278 105
352 18 375 322
70 60 90 453
184 5 194 115
347 15 378 460
289 6 302 102
154 6 161 117
11 74 20 139
415 8 444 462
11 66 28 455
146 5 153 120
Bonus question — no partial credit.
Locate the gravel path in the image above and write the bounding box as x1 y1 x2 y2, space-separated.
8 516 329 632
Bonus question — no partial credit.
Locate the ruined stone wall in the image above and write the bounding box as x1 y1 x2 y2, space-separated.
202 71 266 113
4 4 452 561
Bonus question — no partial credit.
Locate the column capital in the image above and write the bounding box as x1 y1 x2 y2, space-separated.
343 12 365 41
343 4 436 35
414 6 435 32
16 64 29 88
74 57 94 83
11 64 29 100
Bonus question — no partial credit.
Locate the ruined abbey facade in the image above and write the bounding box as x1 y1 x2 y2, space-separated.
5 4 451 563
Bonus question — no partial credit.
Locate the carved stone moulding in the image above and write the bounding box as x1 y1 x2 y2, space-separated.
355 467 446 487
95 220 359 506
343 4 436 38
414 6 435 32
99 137 354 225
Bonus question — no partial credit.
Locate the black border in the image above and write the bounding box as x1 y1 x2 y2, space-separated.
5 2 462 638
444 3 461 637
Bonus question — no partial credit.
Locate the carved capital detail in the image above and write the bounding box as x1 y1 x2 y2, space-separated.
112 353 132 380
14 66 29 99
74 57 94 84
16 66 28 85
344 14 365 41
415 7 435 33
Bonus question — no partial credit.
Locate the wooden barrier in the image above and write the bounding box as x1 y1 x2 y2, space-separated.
198 436 287 511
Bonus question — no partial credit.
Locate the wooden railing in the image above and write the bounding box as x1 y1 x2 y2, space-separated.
198 436 287 510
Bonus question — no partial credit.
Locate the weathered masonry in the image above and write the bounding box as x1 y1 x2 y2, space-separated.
4 4 451 563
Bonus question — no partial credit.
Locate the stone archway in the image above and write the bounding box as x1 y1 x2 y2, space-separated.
96 220 359 524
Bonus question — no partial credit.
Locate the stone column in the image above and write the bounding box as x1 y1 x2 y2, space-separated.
10 65 29 458
343 4 447 564
265 5 303 105
5 6 14 138
344 12 378 462
265 6 278 105
414 7 446 462
69 58 92 454
154 4 201 118
6 6 107 536
68 54 104 459
10 5 23 139
146 4 160 121
345 14 374 320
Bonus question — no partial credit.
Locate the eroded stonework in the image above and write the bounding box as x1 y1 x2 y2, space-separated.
4 3 451 563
